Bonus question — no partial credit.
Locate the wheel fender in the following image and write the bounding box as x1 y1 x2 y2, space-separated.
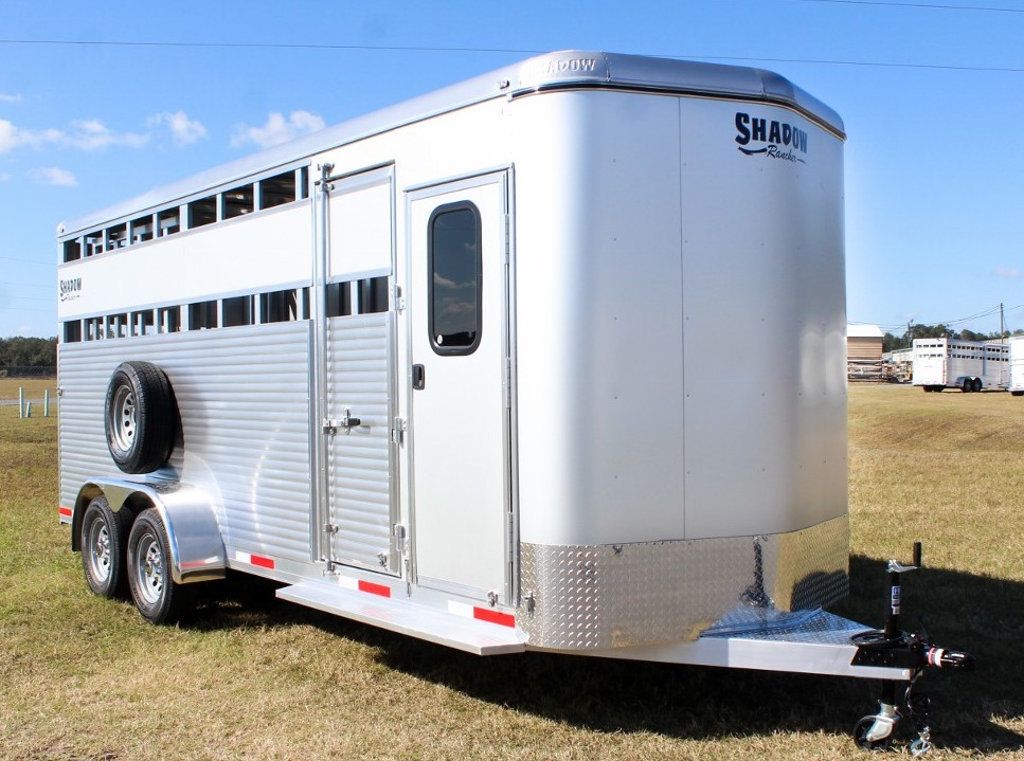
72 477 225 584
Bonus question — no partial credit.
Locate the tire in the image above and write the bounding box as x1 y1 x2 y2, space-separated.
80 496 131 598
104 361 176 474
962 379 972 393
126 508 190 624
932 386 943 393
853 715 892 751
973 378 983 392
1012 391 1024 397
922 386 932 392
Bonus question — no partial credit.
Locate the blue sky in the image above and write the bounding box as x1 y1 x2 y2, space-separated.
1 0 1021 337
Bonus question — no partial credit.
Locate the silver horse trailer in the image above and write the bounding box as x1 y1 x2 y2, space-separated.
56 51 971 752
1008 336 1024 395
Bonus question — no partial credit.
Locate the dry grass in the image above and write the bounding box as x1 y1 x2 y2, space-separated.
0 384 1022 760
0 377 58 411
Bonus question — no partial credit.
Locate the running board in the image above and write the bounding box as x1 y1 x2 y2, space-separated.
276 581 527 656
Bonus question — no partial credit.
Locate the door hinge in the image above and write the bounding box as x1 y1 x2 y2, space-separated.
393 284 406 313
504 213 511 263
504 357 512 409
324 523 339 535
392 417 406 446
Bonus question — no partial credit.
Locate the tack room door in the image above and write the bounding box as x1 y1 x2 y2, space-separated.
406 171 511 603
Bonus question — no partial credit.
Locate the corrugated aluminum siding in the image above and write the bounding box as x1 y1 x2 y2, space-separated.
324 313 396 572
59 322 313 563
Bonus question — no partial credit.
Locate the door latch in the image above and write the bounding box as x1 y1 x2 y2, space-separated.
323 409 362 435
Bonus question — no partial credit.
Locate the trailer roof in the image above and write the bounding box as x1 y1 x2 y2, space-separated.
59 50 845 237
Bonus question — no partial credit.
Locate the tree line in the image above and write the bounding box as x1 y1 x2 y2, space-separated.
0 337 57 369
883 324 1024 353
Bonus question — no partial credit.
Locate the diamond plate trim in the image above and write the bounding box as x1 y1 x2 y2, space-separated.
519 515 849 650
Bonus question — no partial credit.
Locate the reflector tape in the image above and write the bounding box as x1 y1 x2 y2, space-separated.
448 600 516 628
336 574 392 598
473 607 516 628
234 550 275 570
357 580 391 598
58 506 72 518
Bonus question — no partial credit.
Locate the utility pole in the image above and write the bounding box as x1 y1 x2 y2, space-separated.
1000 302 1005 342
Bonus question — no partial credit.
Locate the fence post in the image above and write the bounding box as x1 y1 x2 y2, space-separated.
44 389 50 418
18 386 24 419
25 401 32 418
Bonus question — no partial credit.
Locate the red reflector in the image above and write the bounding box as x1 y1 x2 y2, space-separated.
58 506 72 517
358 580 391 598
249 554 275 569
473 607 515 628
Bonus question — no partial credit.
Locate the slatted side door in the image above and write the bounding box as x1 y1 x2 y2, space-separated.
323 166 399 574
325 312 396 572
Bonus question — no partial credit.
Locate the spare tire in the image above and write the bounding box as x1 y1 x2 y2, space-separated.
104 361 176 474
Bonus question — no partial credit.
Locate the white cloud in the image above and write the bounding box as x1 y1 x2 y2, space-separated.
28 166 78 187
147 110 207 146
994 266 1022 279
230 110 325 150
0 117 148 154
0 119 62 153
66 119 149 150
0 93 22 103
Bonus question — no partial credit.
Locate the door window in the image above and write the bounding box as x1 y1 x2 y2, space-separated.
428 203 481 355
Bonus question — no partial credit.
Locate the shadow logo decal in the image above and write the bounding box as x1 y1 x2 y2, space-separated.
735 112 808 164
59 276 82 303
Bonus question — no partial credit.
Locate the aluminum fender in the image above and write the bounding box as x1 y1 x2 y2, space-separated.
72 477 225 584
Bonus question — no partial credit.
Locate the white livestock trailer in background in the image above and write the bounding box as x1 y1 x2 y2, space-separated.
55 51 972 753
1008 336 1024 396
912 337 1008 392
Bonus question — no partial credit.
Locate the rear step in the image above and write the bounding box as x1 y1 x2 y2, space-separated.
276 581 527 655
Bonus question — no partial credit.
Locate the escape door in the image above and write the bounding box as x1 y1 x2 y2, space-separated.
407 172 511 602
320 165 399 575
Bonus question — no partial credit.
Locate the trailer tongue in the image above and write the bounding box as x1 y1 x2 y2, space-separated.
692 542 973 755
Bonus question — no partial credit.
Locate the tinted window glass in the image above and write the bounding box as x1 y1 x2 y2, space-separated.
63 320 82 343
222 295 254 327
358 276 388 314
261 289 300 323
429 204 481 354
189 300 218 330
325 282 351 318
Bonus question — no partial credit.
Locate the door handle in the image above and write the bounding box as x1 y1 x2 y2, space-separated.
412 364 425 390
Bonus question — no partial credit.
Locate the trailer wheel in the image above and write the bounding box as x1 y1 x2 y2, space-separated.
1012 391 1024 397
961 379 972 393
104 361 176 474
972 378 983 392
853 715 892 751
80 496 130 599
126 508 190 624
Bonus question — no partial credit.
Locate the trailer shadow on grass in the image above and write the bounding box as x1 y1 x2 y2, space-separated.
192 555 1024 752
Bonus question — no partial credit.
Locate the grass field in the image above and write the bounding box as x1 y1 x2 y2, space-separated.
1 384 1022 760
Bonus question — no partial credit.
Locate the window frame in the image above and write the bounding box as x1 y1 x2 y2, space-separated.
426 201 482 357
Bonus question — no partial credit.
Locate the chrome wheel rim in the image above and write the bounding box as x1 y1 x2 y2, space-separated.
135 534 163 605
87 519 112 584
109 385 137 453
